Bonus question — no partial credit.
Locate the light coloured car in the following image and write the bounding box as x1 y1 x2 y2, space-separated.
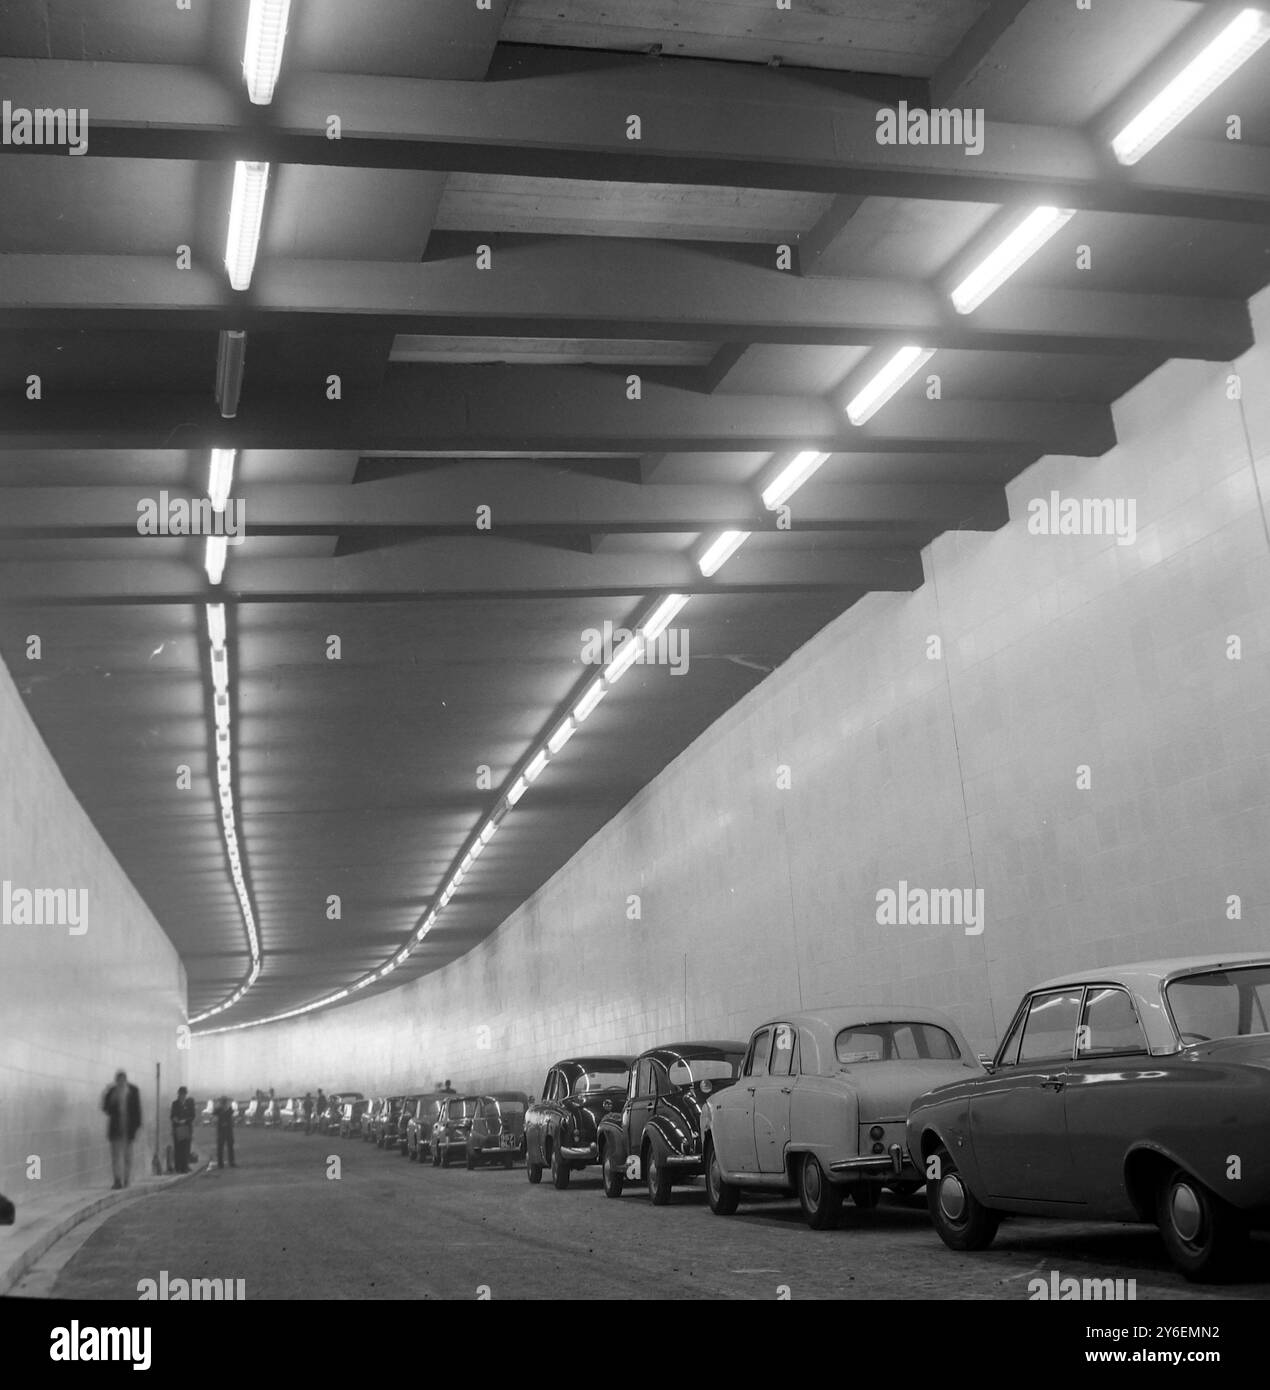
703 1007 982 1228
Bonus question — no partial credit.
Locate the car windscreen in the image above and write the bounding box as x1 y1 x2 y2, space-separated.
484 1100 525 1118
1166 966 1270 1043
572 1071 627 1094
666 1055 742 1086
834 1023 962 1063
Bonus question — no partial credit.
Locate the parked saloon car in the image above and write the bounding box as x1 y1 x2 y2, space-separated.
369 1097 401 1147
524 1057 631 1188
466 1092 531 1169
407 1092 455 1162
280 1097 301 1130
431 1095 481 1167
703 1009 981 1228
907 954 1270 1281
598 1043 746 1203
338 1098 369 1139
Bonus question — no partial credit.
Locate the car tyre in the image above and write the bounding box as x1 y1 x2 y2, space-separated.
550 1142 571 1190
798 1153 843 1230
705 1139 739 1216
526 1151 543 1184
926 1146 1000 1251
601 1142 625 1199
645 1138 673 1206
1156 1168 1245 1282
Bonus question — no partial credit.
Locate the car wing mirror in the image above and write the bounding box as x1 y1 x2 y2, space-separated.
976 1052 995 1069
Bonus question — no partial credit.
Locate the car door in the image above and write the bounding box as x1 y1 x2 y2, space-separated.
970 989 1084 1203
624 1059 654 1155
755 1023 797 1173
714 1028 770 1174
528 1070 553 1163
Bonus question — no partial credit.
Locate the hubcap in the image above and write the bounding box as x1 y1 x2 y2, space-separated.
648 1158 657 1187
804 1158 821 1204
1170 1182 1203 1243
939 1174 967 1222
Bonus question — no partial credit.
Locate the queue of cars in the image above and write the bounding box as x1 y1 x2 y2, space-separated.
230 953 1270 1282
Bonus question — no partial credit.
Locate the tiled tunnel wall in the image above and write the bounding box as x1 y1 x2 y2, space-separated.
0 650 188 1201
187 291 1270 1097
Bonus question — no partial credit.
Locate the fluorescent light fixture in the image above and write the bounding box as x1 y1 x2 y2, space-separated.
479 820 497 845
215 330 247 418
243 0 292 105
604 633 645 685
950 207 1077 314
524 749 549 783
469 837 485 861
209 448 236 511
761 451 831 510
205 535 228 585
573 680 607 723
225 161 270 291
698 530 750 578
846 346 935 426
206 603 227 649
1112 8 1270 165
214 698 230 735
211 650 229 696
451 867 465 888
507 776 528 807
547 718 575 754
461 850 474 871
642 593 689 642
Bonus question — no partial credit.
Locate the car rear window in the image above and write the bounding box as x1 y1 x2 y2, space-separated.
667 1055 742 1086
1167 965 1270 1043
835 1023 961 1063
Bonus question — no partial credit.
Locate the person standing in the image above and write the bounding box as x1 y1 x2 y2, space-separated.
302 1091 314 1135
101 1071 142 1190
170 1086 196 1173
213 1095 236 1169
314 1088 326 1135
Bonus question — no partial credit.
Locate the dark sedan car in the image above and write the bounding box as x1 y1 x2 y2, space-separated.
431 1095 481 1167
525 1057 631 1188
908 953 1270 1281
466 1093 530 1169
597 1042 746 1204
338 1098 370 1139
406 1091 455 1162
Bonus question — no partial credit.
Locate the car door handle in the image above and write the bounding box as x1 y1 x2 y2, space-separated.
779 1087 793 1095
1040 1074 1066 1090
746 1086 756 1095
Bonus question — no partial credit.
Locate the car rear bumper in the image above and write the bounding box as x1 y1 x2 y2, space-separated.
665 1154 704 1173
829 1144 909 1177
559 1143 598 1162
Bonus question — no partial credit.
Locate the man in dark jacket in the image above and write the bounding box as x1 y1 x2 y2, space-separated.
302 1092 314 1134
213 1095 237 1169
102 1071 142 1189
170 1086 196 1173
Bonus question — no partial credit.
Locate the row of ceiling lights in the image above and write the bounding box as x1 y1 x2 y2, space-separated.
193 5 1269 1032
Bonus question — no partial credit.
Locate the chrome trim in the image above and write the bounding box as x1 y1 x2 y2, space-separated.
829 1147 911 1176
665 1154 703 1168
558 1143 597 1162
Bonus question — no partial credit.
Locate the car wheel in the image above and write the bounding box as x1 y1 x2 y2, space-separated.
1156 1168 1245 1281
526 1149 543 1184
549 1142 571 1190
601 1142 625 1199
926 1146 1000 1251
705 1139 739 1216
852 1184 881 1209
798 1153 843 1230
431 1143 441 1168
645 1138 673 1206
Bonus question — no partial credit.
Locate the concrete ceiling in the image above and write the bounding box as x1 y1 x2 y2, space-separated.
1 0 1267 1023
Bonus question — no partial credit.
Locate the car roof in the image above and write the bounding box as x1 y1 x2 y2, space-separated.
640 1041 747 1063
755 1006 963 1034
556 1057 632 1071
481 1091 530 1102
1032 952 1270 993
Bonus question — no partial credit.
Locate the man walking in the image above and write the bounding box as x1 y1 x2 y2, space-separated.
213 1095 236 1169
101 1070 142 1189
170 1086 196 1173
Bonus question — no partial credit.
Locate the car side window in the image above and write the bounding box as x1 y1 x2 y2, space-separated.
770 1024 795 1078
634 1059 653 1098
1079 986 1149 1057
547 1070 562 1102
652 1063 672 1096
746 1027 773 1077
1017 990 1083 1064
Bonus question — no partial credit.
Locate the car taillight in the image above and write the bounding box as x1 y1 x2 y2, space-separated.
869 1125 885 1141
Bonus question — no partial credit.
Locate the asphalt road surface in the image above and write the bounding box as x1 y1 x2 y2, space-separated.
19 1128 1270 1301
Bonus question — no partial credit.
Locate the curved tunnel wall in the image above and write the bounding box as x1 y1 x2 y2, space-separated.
193 290 1270 1101
0 651 188 1198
